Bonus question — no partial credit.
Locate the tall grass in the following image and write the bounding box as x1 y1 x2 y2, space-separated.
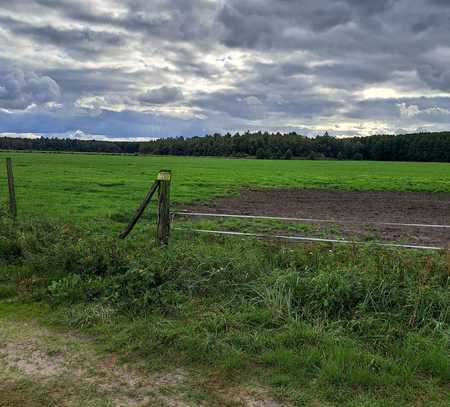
1 216 449 405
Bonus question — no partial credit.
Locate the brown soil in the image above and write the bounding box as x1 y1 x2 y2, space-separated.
179 189 450 247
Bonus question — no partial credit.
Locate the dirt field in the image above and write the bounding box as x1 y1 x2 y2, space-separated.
179 189 450 247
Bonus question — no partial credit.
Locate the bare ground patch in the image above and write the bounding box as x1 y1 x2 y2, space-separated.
0 317 285 406
178 189 450 247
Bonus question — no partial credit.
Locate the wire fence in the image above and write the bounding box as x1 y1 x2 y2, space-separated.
3 157 448 252
172 211 450 252
174 211 450 229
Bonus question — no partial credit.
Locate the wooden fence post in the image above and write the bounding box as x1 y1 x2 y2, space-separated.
6 158 17 219
118 180 160 239
156 170 171 246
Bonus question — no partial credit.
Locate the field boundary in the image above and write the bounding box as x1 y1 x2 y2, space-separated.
173 227 449 251
175 211 450 229
173 210 450 251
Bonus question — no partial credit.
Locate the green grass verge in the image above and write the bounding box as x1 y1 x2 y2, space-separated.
1 216 449 406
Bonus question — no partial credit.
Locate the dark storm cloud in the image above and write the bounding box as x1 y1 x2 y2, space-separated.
429 0 450 6
13 0 218 46
339 0 396 15
417 65 450 92
43 66 158 95
0 15 126 58
216 0 358 50
193 87 342 121
1 0 450 138
138 86 184 105
162 46 222 79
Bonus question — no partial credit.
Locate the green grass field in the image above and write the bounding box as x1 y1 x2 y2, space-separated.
1 152 449 223
1 151 449 406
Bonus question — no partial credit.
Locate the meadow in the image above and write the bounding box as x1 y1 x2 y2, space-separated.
0 151 449 406
1 151 450 223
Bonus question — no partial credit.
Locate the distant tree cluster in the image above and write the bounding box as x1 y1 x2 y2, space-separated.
0 137 140 154
139 131 450 162
1 131 449 162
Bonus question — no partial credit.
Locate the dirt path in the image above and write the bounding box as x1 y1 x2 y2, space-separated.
179 189 450 246
0 315 284 407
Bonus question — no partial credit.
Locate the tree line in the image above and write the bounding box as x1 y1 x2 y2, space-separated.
1 131 449 162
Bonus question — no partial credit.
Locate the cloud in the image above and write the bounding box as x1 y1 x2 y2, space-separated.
417 64 450 92
0 67 60 110
1 0 450 139
398 103 421 118
243 96 262 106
0 15 126 58
138 86 184 105
398 102 450 118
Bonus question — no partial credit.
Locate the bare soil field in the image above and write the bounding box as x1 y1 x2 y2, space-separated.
179 189 450 247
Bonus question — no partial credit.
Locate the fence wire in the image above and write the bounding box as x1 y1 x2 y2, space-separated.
172 210 450 251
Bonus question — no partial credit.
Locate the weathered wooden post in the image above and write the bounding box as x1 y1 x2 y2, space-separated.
156 170 171 246
6 158 17 219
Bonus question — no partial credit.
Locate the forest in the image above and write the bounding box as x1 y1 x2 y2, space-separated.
1 131 449 162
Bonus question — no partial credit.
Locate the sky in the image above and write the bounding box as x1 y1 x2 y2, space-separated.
1 0 450 140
